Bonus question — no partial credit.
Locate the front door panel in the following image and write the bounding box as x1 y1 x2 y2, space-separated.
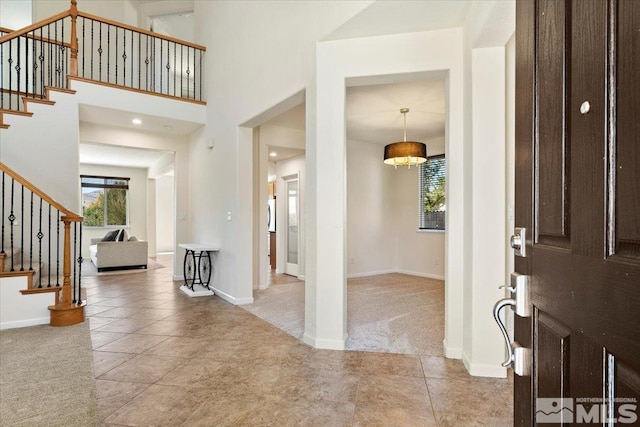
515 0 640 425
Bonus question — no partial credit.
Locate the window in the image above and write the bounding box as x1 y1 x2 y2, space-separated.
81 175 130 227
419 155 446 230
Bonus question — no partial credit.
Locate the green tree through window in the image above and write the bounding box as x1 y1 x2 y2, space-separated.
81 176 129 227
420 155 445 230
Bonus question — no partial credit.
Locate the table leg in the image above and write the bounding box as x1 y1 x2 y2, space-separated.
183 249 196 290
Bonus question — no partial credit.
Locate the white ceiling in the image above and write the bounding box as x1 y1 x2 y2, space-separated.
79 143 173 169
266 146 305 162
325 0 471 41
78 104 203 136
262 78 446 146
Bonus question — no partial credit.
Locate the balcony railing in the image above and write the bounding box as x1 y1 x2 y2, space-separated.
0 0 206 112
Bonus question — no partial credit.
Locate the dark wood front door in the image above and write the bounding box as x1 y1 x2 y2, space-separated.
514 0 640 425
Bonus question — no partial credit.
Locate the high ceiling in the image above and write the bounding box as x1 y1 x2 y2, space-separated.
79 143 173 169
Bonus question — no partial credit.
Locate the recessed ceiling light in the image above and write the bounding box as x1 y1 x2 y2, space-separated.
132 118 142 125
269 152 277 157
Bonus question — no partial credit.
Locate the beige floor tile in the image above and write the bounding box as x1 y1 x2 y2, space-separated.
142 336 211 358
93 351 137 377
105 384 208 426
95 333 169 353
93 318 158 334
353 404 437 427
355 373 433 413
420 355 472 380
359 352 424 377
95 379 150 420
90 331 127 350
426 377 513 418
97 354 182 383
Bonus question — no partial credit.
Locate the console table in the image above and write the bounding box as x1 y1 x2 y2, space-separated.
178 244 220 297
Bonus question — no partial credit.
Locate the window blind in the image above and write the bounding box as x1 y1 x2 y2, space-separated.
419 155 446 230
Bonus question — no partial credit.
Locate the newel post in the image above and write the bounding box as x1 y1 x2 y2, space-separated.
61 217 73 305
69 0 78 77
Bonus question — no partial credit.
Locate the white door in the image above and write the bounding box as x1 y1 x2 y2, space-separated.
285 179 299 276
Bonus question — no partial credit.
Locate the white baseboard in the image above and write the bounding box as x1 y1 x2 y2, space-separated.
462 350 507 378
297 275 305 281
395 269 445 281
346 269 395 279
346 269 444 280
211 286 254 305
258 284 270 290
0 317 49 330
443 339 463 358
302 332 347 350
275 268 281 274
173 274 183 282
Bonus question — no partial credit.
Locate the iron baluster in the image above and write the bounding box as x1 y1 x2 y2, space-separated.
8 39 13 110
186 46 190 99
20 185 24 271
192 46 195 99
166 39 170 95
72 222 76 303
145 34 149 91
115 25 118 84
48 204 51 287
1 172 4 255
107 24 110 83
200 50 203 101
98 22 102 81
91 19 94 80
1 41 3 108
48 24 52 88
173 41 176 96
39 26 44 99
55 20 58 87
160 37 163 94
180 44 183 97
61 19 65 87
82 17 85 77
122 27 126 86
16 34 20 108
37 198 43 288
77 223 83 304
56 210 60 286
9 179 15 271
138 30 141 89
130 29 133 88
31 33 36 99
29 192 33 271
152 34 155 91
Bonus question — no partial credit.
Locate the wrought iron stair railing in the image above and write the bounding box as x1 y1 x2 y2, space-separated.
0 162 85 326
0 0 206 113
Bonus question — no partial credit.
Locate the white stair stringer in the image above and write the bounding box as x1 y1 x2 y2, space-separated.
0 275 56 329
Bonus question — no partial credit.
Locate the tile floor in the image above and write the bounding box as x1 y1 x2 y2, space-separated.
85 255 513 426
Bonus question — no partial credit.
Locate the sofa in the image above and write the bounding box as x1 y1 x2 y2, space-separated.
89 235 148 272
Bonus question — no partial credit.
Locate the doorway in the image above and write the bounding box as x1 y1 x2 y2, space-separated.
284 175 299 277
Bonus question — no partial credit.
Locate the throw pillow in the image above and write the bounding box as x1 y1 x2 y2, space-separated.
128 236 138 242
117 229 129 242
101 230 119 242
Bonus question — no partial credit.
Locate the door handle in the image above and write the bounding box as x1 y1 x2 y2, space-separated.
493 297 516 367
493 277 532 376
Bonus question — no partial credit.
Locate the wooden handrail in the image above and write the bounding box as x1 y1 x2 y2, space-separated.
0 162 82 221
0 10 70 44
77 10 207 51
0 26 71 47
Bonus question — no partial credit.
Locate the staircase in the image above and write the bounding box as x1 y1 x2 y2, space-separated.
0 0 206 128
0 162 85 328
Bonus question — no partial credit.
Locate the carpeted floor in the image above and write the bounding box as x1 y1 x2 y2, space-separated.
0 323 99 426
81 258 164 277
242 272 445 356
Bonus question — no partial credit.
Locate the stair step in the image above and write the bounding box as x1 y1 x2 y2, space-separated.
0 109 33 117
45 86 76 96
0 123 8 129
21 286 62 297
48 302 85 326
22 96 56 107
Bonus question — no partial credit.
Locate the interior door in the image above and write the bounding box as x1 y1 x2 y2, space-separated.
514 0 640 425
285 179 299 276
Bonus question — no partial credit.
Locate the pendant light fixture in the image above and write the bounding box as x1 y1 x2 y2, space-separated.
383 108 427 169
